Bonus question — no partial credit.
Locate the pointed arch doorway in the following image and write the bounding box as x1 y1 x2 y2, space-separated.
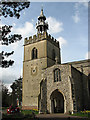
50 89 64 113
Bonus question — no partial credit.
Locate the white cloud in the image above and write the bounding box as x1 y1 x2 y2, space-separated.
9 41 21 51
72 3 80 23
0 68 18 84
72 12 80 23
13 23 16 27
74 2 79 9
20 68 23 77
46 17 63 34
85 51 90 59
0 22 5 27
79 0 88 7
57 37 67 47
5 84 12 92
12 21 36 38
72 1 88 23
0 23 29 87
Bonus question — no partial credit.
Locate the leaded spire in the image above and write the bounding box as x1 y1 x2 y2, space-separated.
36 8 49 33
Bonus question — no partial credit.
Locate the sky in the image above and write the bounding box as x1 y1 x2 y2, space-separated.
0 1 89 91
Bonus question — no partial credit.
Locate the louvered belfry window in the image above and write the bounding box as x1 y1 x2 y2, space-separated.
32 47 38 59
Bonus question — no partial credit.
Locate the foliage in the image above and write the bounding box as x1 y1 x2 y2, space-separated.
1 25 22 45
0 1 30 68
21 109 39 115
10 77 22 106
2 113 33 119
2 77 22 107
0 51 14 68
1 2 30 19
2 83 11 107
81 110 90 113
71 111 90 118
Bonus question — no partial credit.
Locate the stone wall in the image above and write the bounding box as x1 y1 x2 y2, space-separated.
39 62 90 113
24 40 47 61
22 32 61 110
71 66 83 111
22 39 48 109
39 79 47 113
24 32 59 47
72 60 90 109
47 40 61 66
63 59 90 109
41 64 73 114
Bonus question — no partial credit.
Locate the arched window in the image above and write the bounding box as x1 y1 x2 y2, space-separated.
52 49 55 61
54 68 61 82
32 47 38 59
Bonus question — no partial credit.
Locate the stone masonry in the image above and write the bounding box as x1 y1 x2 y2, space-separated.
22 9 90 113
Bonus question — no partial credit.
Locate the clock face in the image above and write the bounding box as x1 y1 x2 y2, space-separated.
31 66 37 75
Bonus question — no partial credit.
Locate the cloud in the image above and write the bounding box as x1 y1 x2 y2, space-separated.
57 37 67 47
8 37 23 54
13 23 16 27
72 1 88 23
85 51 90 59
72 3 80 23
0 68 18 84
79 0 88 7
12 21 36 38
5 84 12 92
46 17 63 34
0 22 5 27
72 12 80 23
0 22 31 88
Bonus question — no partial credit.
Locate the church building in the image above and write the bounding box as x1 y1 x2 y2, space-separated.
22 8 90 114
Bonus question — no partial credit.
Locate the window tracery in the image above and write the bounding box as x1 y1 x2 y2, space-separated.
54 68 61 82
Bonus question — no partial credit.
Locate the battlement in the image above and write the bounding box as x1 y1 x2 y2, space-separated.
24 32 59 47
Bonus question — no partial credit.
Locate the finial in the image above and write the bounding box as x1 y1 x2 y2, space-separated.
40 4 44 16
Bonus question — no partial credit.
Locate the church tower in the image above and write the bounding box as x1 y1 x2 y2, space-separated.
22 8 61 110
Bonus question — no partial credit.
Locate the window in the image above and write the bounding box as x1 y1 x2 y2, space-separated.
54 68 61 82
32 47 38 59
52 49 55 61
72 84 75 98
88 73 90 96
73 100 76 110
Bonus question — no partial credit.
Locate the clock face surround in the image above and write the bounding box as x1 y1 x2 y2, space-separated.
31 66 37 75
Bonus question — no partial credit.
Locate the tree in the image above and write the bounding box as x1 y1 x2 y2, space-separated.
0 1 30 68
2 83 11 107
10 77 22 106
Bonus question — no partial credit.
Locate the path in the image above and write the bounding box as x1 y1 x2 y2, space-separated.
36 113 89 120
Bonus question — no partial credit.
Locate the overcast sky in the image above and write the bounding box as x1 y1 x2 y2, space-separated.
0 1 89 91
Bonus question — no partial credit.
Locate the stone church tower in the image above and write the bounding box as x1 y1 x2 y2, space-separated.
22 8 90 113
22 9 61 110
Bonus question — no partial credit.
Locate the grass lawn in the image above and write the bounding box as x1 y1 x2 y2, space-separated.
21 109 39 115
71 111 90 118
2 109 39 119
2 112 35 119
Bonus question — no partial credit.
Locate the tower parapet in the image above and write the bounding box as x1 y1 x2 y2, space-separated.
24 32 59 47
